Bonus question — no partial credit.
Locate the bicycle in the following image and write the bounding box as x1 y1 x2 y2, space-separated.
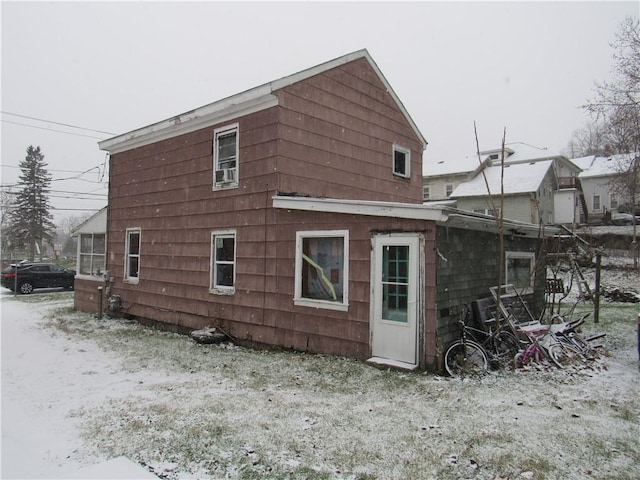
444 305 520 376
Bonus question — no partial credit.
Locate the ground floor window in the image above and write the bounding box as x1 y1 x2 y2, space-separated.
79 233 105 276
210 230 236 294
124 228 140 283
506 251 535 291
295 230 349 311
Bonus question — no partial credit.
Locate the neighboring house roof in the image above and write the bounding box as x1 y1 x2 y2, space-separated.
99 49 427 154
569 155 595 171
450 160 554 198
578 153 636 179
424 142 567 177
70 206 107 236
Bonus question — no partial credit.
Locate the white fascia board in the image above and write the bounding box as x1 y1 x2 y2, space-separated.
272 195 447 221
99 88 278 154
272 196 556 238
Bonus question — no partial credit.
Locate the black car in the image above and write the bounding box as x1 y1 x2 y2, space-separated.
1 263 76 294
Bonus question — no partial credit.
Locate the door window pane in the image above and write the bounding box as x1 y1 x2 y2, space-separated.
382 245 409 323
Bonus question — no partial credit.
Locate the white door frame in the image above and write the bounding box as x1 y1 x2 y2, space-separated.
369 233 423 369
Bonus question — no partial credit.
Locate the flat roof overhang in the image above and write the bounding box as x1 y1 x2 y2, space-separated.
272 195 559 239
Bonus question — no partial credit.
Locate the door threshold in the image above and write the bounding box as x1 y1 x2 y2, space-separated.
366 357 418 372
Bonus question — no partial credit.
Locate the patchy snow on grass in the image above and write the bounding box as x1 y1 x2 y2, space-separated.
1 278 640 479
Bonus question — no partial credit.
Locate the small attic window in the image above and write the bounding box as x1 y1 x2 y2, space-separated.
393 145 410 179
489 154 499 160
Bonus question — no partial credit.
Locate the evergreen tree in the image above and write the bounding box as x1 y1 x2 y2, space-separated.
7 146 57 261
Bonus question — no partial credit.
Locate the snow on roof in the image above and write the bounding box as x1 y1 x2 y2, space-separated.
578 153 636 178
423 155 481 176
424 143 564 177
451 159 554 197
569 155 595 171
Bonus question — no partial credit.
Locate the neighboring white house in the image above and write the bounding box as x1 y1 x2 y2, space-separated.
424 143 585 225
70 207 107 279
575 153 637 222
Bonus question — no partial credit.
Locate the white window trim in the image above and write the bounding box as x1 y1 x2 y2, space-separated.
76 233 106 279
423 185 430 201
213 123 239 190
294 230 349 312
210 229 236 295
592 194 601 212
445 184 453 197
505 251 535 292
124 227 141 284
392 144 411 179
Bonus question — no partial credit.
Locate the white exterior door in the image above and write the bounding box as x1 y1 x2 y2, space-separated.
370 235 421 367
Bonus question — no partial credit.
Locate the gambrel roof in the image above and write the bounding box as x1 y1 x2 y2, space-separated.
450 160 555 198
99 50 427 155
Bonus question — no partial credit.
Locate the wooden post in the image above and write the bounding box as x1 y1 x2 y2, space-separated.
97 286 103 319
594 252 601 324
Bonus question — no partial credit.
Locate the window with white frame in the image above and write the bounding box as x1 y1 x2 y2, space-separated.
124 228 141 283
506 251 535 291
79 233 105 276
295 230 349 311
210 230 236 294
423 185 430 201
213 124 239 188
392 145 410 178
592 194 601 211
445 184 453 197
610 193 618 210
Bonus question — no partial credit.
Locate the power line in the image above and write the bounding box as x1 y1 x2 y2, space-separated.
1 119 109 140
1 111 116 136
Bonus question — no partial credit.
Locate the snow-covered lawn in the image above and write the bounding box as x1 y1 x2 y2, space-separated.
1 289 639 480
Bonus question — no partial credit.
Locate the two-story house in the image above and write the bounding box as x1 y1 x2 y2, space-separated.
424 144 586 225
75 50 554 371
574 153 638 222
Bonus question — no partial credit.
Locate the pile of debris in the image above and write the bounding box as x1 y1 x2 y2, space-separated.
599 285 640 303
190 327 228 344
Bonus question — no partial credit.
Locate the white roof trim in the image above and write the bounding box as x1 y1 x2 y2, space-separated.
99 92 278 154
99 49 427 154
272 195 558 238
272 195 447 221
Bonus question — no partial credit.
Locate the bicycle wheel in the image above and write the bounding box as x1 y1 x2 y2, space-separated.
492 331 520 368
444 340 489 377
547 343 582 368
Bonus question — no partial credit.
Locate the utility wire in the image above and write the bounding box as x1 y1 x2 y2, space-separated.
1 119 109 139
1 111 116 136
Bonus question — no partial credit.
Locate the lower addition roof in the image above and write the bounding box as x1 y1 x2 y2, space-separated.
272 195 559 238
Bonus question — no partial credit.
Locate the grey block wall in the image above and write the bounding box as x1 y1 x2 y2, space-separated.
434 225 546 351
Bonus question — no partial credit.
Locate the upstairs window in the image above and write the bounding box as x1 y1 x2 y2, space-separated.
423 185 430 201
213 124 239 189
445 184 454 197
392 145 410 178
124 228 140 283
79 233 106 276
210 230 236 294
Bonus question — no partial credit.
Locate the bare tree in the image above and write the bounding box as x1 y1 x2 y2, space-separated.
583 16 640 266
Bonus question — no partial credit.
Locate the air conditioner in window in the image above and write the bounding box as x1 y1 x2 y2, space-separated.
215 168 236 184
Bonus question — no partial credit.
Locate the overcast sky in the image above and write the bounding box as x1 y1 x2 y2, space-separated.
1 1 638 222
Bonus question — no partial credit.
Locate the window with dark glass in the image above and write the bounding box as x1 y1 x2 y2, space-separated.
211 231 236 293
